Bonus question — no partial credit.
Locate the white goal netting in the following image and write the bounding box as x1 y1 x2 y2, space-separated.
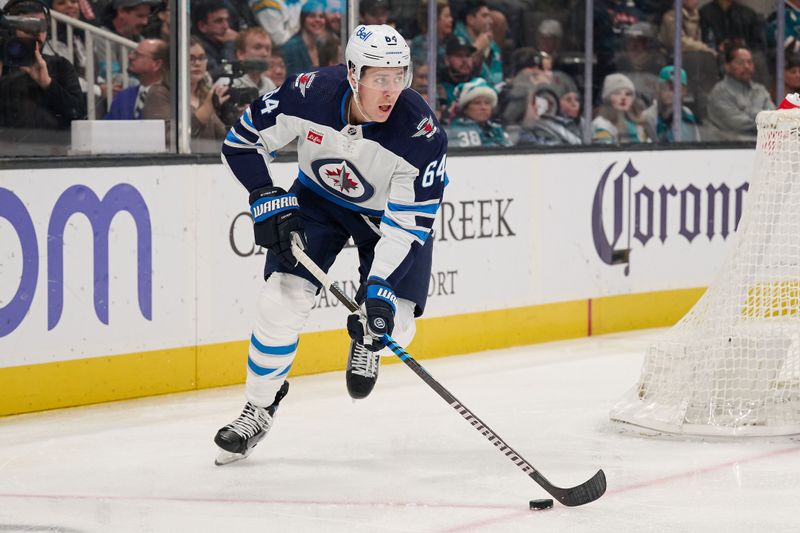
610 109 800 437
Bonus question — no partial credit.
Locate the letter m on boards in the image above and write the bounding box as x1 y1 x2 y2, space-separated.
48 184 152 330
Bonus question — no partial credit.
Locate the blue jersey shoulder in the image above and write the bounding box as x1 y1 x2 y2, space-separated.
272 65 350 128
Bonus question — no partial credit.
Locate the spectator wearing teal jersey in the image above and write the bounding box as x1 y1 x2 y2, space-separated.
446 78 510 147
641 66 701 143
452 0 503 86
439 35 478 109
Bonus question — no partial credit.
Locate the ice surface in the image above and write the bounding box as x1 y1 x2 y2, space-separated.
1 329 798 532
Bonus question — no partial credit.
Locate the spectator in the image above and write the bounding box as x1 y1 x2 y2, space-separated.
593 0 645 89
105 38 168 119
707 44 775 140
217 27 276 94
249 0 302 46
411 61 445 118
213 27 276 126
767 1 800 53
536 19 563 62
193 0 237 78
99 0 156 40
785 53 800 96
554 78 584 140
226 0 259 31
658 0 716 55
592 73 654 144
0 0 86 131
48 0 88 78
266 47 287 87
616 22 665 107
439 35 478 108
96 0 158 90
360 0 390 26
143 37 228 144
317 30 341 67
502 77 582 145
658 0 718 121
142 1 170 41
409 0 452 66
699 0 765 53
642 66 701 143
446 77 510 147
453 0 503 86
282 0 326 76
325 0 343 37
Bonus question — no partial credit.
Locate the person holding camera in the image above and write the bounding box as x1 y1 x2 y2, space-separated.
215 27 276 96
213 27 276 128
139 36 228 151
0 0 85 134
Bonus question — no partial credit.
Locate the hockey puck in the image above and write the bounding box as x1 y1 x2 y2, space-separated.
529 498 554 510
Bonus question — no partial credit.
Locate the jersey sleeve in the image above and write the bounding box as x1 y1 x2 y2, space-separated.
220 76 301 193
369 132 448 286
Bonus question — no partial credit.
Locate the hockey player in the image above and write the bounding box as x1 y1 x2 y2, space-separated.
214 24 448 465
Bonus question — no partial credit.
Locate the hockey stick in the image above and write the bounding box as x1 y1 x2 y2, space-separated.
290 236 606 507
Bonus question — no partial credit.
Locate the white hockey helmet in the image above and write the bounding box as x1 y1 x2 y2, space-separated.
345 24 412 90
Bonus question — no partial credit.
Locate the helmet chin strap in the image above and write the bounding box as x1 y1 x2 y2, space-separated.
348 74 378 124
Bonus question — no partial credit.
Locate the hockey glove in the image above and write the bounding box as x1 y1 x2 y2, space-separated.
347 277 397 351
249 186 306 268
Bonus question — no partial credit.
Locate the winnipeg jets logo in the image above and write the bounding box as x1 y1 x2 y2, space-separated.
311 159 375 203
294 71 317 97
325 161 359 193
412 115 437 138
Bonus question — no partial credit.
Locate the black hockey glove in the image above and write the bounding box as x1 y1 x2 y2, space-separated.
347 277 396 351
249 186 307 268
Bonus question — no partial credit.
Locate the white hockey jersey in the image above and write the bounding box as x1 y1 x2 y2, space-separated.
221 65 448 283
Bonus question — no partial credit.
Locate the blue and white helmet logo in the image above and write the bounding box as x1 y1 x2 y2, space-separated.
311 159 374 203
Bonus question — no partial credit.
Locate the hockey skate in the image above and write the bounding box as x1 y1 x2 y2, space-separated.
346 339 380 399
214 381 290 466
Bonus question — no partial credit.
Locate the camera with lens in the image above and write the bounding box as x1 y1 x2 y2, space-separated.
214 59 268 127
0 5 47 67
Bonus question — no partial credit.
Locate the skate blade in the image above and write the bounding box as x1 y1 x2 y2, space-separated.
214 447 251 466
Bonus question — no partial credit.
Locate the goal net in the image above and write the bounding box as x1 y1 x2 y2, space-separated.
609 108 800 437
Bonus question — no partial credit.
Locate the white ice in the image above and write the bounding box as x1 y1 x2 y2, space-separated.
1 329 799 532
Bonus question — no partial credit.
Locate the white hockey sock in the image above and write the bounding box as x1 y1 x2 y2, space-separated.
246 273 317 407
378 298 416 357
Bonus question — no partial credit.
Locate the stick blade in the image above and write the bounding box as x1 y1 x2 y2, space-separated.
532 469 606 507
553 469 607 507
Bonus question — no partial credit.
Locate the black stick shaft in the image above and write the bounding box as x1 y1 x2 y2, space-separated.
290 238 606 506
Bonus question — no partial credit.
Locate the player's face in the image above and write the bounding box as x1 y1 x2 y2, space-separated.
609 89 633 112
356 67 406 122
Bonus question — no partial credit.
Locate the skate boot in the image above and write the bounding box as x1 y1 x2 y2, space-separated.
214 381 289 465
346 339 380 399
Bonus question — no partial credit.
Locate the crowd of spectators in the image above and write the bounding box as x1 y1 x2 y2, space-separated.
1 0 798 154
